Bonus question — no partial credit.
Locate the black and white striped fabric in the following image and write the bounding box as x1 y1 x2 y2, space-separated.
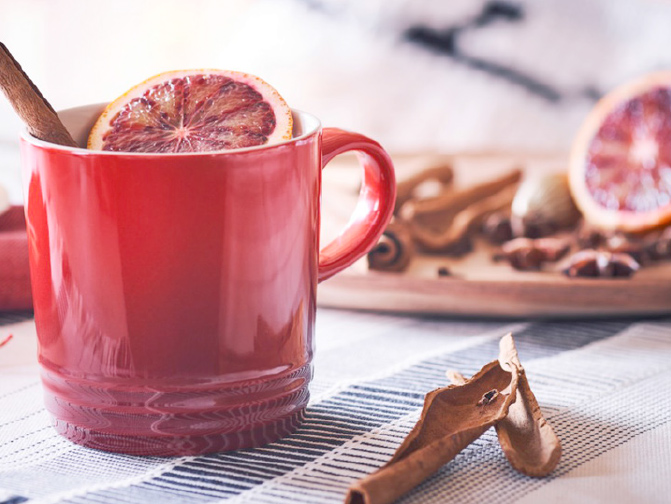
1 310 670 503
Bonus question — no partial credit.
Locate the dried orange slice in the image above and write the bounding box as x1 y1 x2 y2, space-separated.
569 72 671 232
88 69 293 153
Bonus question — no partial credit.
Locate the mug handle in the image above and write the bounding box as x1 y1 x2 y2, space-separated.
318 128 396 283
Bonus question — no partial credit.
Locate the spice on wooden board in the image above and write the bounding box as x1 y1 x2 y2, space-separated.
410 184 518 255
437 266 451 277
649 227 671 260
345 333 561 504
494 237 571 271
562 249 640 278
367 220 414 273
399 169 522 233
511 172 580 236
603 234 651 265
368 157 671 279
394 164 454 215
482 212 514 244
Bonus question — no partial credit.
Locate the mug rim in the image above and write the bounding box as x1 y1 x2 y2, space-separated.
20 105 322 157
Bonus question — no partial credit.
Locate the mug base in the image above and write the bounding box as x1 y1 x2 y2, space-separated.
51 407 307 456
41 363 312 456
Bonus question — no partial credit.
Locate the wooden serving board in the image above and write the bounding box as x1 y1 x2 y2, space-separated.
317 153 671 318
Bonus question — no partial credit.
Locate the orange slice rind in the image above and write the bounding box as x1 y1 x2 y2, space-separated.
88 69 293 153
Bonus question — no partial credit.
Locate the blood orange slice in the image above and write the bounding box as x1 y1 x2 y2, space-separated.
569 72 671 232
88 69 293 153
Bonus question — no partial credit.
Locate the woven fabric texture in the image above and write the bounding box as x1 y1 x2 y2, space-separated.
1 312 670 503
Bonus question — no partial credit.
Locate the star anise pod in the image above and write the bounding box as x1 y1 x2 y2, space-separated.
647 227 671 261
575 221 608 249
494 237 571 271
562 249 640 278
511 214 559 239
481 212 514 244
603 234 651 265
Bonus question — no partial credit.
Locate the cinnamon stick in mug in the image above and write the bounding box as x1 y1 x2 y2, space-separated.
0 42 77 146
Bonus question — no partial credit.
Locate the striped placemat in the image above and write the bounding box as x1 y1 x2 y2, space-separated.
1 311 670 503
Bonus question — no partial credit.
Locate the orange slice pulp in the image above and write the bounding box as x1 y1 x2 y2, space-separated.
569 71 671 232
88 69 293 153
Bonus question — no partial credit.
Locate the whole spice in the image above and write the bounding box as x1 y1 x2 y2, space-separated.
494 237 570 271
345 334 561 504
562 249 640 278
0 43 77 147
575 221 608 249
482 212 514 244
367 221 414 273
399 169 522 232
603 234 651 265
410 184 518 255
394 164 454 214
345 359 519 504
448 334 561 477
495 334 562 477
511 172 580 236
648 227 671 260
511 214 560 239
437 266 452 277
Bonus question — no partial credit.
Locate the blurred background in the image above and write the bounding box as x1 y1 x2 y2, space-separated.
3 0 671 203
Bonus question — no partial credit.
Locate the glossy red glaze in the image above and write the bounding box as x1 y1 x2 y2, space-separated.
19 106 395 456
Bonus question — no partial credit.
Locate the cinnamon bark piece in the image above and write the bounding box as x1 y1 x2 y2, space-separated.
496 334 561 477
367 220 414 272
410 184 517 255
399 169 522 226
448 335 562 478
395 163 454 214
345 359 519 504
0 42 77 147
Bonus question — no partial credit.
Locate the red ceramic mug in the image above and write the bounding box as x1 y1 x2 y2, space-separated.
20 104 395 456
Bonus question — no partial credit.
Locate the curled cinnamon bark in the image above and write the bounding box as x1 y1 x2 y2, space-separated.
447 335 562 478
367 220 414 272
496 334 561 477
410 184 517 255
399 169 522 226
395 164 454 214
345 353 520 504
